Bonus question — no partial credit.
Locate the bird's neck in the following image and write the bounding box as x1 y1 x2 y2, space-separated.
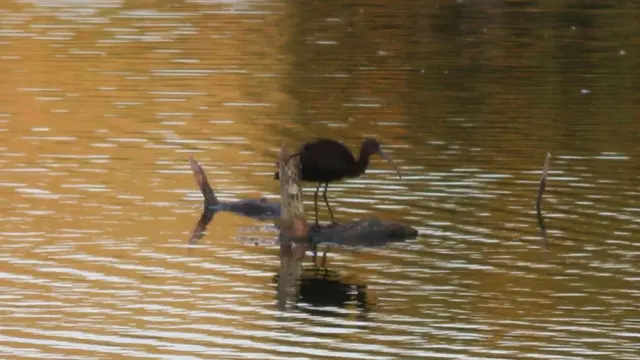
348 149 371 177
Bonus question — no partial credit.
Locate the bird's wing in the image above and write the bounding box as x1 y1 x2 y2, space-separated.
300 139 355 177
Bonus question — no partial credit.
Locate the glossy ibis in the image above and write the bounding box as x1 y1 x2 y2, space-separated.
274 137 401 224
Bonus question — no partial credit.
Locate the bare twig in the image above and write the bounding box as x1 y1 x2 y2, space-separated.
536 153 551 249
536 152 552 218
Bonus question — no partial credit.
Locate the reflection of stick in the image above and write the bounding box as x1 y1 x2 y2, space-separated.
536 152 551 218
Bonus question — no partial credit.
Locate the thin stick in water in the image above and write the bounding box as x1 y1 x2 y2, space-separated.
536 152 551 217
276 145 309 310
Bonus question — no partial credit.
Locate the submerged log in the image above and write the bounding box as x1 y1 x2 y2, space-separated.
188 157 281 244
276 146 309 310
190 157 280 220
187 156 418 247
309 218 417 247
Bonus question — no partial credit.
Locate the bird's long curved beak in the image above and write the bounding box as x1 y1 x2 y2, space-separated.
378 149 402 179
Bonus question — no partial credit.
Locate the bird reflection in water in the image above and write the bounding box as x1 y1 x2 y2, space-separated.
188 214 373 318
274 239 371 318
186 156 413 318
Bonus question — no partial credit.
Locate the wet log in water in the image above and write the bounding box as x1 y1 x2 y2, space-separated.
187 154 418 247
309 219 417 247
187 157 280 244
190 157 280 220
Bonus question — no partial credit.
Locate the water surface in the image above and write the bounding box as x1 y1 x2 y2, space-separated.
1 0 638 359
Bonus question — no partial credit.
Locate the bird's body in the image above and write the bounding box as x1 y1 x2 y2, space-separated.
298 138 368 183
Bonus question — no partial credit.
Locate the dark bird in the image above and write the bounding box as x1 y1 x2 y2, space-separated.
274 137 401 224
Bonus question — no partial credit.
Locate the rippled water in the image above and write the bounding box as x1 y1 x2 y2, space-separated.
1 1 639 359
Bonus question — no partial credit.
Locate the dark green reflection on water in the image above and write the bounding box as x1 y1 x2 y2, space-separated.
284 1 638 154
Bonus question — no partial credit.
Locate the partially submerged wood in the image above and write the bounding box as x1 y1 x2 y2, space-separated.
278 146 310 244
309 218 417 247
187 155 418 248
277 146 309 310
187 157 280 244
190 157 280 219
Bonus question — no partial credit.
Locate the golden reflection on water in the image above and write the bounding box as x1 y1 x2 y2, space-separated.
1 0 639 359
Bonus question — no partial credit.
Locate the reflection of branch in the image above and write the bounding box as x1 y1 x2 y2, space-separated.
188 210 216 245
536 153 551 248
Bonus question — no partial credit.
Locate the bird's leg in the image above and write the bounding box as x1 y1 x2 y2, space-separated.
314 182 321 225
321 247 328 268
322 182 336 224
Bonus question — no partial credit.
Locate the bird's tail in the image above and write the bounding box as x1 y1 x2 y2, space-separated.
189 157 220 207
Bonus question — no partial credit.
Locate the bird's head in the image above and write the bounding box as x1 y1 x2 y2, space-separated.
361 137 381 156
362 137 402 179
